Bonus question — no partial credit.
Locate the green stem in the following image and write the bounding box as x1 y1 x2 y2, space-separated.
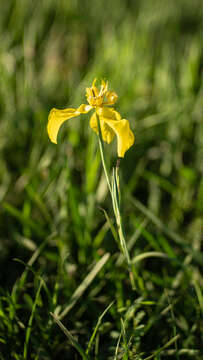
112 166 136 289
97 135 112 195
96 114 135 289
96 114 117 215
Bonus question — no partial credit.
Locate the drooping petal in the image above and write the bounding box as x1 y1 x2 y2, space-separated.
96 107 121 121
90 107 121 144
89 112 98 134
103 119 134 158
101 120 116 144
47 104 92 143
89 112 115 144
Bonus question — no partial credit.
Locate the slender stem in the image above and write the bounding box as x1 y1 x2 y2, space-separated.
96 113 135 289
112 166 136 289
96 114 117 216
96 115 112 196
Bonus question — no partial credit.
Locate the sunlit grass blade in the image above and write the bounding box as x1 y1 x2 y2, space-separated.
132 251 171 264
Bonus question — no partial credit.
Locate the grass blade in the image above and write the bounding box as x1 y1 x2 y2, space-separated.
86 300 114 355
50 313 90 360
58 253 110 320
23 279 43 359
132 251 171 264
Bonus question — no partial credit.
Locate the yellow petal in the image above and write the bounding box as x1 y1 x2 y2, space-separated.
89 112 115 144
86 79 110 106
89 112 98 134
100 79 108 94
86 78 99 99
103 119 134 157
47 104 92 143
101 79 107 88
78 104 93 113
96 107 121 121
90 107 121 144
105 90 118 105
92 78 100 95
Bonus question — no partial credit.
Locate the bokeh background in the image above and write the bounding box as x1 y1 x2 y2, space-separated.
0 0 203 359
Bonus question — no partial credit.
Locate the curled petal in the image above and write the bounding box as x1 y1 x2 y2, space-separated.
105 91 118 105
103 119 134 158
47 104 92 143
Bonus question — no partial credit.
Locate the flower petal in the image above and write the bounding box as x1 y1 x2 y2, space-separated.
47 104 92 143
103 119 134 157
92 78 99 96
90 107 121 144
89 112 98 134
86 78 99 101
77 104 93 113
96 107 121 121
89 112 115 144
86 79 109 107
105 91 118 105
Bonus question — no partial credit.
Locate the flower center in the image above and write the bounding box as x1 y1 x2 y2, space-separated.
86 80 108 107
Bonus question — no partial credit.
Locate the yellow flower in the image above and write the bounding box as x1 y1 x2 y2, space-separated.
47 79 134 158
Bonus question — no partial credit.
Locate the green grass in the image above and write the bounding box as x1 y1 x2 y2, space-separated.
0 0 203 359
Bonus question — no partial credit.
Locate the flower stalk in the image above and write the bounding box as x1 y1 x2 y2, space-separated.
96 114 135 289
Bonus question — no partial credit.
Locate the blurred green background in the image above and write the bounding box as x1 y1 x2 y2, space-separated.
0 0 203 359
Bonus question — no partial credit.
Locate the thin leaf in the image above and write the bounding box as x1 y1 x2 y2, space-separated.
86 301 114 355
58 253 110 320
50 313 89 360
